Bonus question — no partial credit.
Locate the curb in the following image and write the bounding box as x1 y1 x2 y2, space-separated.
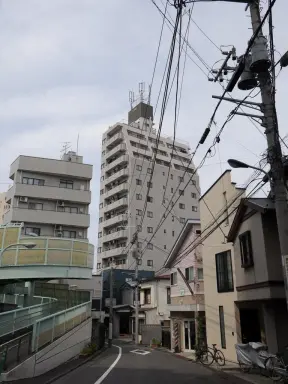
42 346 108 384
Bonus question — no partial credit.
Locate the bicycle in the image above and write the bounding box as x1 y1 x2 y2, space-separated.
265 351 288 382
198 344 226 367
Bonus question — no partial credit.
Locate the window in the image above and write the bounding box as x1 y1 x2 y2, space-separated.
147 181 153 188
97 247 102 253
171 272 177 285
136 165 142 171
191 180 196 186
25 227 40 236
137 225 142 232
136 194 142 200
23 177 45 186
185 267 194 281
239 231 254 268
196 229 201 235
98 232 102 238
136 209 143 216
136 179 142 186
171 187 174 193
60 180 73 189
219 306 226 349
102 150 105 156
143 288 151 304
147 227 153 233
178 176 184 182
164 229 166 234
63 230 76 239
97 263 101 269
100 189 104 195
148 168 152 174
164 245 167 250
191 192 196 198
58 206 78 214
215 250 234 293
179 190 184 196
197 268 204 280
100 176 104 182
147 196 153 203
180 217 185 224
147 243 153 250
167 287 171 304
137 242 142 249
170 174 173 180
147 211 153 218
147 260 153 267
99 203 103 209
99 217 103 223
28 202 43 210
101 163 105 169
192 206 198 212
172 216 174 222
163 185 166 190
172 230 175 237
162 172 165 176
137 259 142 265
179 203 185 209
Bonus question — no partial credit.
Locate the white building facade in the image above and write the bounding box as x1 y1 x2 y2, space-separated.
97 102 200 271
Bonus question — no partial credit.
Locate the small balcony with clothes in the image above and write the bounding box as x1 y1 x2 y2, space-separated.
101 244 127 259
106 143 126 161
103 213 128 229
102 229 128 244
103 197 128 214
105 182 129 200
105 155 129 174
105 167 129 186
106 131 123 149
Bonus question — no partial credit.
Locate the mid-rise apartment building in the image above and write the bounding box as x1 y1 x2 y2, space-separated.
0 192 9 224
97 102 200 271
4 151 92 240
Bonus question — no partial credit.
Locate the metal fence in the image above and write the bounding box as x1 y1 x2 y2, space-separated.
0 332 32 373
32 301 91 352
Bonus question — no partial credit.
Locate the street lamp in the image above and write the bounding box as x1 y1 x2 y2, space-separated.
228 159 270 182
0 242 36 259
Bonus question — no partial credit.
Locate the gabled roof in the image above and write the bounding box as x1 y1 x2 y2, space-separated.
227 197 274 243
164 218 200 268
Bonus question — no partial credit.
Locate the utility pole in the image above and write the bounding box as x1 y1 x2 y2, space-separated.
131 231 140 345
249 0 288 310
108 260 114 348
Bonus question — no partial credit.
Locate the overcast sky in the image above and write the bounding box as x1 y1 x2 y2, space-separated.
0 0 286 256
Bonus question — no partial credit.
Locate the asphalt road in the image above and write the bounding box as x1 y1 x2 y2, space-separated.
53 341 246 384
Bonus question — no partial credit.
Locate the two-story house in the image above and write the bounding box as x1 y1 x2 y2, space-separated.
227 197 288 354
164 219 204 352
139 275 170 326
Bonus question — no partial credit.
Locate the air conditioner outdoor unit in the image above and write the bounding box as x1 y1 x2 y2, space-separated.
56 231 63 237
56 225 62 231
58 201 65 207
19 197 28 203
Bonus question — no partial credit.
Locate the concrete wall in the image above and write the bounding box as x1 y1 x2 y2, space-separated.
201 171 243 362
2 318 92 381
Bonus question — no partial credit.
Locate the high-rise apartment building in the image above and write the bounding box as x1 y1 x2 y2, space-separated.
0 192 9 224
97 102 200 271
4 151 92 240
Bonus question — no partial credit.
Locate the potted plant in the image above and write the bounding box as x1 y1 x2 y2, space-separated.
151 338 161 348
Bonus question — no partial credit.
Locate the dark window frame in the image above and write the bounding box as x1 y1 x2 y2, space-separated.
215 250 234 293
167 287 171 304
25 227 41 236
219 306 226 349
239 231 254 268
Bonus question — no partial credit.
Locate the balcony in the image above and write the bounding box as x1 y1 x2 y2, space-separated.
105 183 128 199
103 230 128 243
6 183 91 204
101 247 127 259
103 197 128 214
106 132 123 148
105 168 129 186
4 207 89 227
103 213 128 229
106 143 126 161
105 155 128 173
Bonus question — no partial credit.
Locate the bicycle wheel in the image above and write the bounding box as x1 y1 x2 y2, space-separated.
265 356 284 382
199 349 214 366
215 350 226 366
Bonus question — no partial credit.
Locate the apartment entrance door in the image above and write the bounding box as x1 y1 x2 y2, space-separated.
184 320 196 351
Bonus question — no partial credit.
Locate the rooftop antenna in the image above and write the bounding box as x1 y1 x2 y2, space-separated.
76 134 80 155
60 142 71 159
139 82 145 102
129 90 135 109
148 84 152 105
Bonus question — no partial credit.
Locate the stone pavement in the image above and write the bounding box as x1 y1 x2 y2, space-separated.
176 351 272 384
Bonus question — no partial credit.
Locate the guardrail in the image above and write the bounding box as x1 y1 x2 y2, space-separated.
0 237 94 269
32 301 91 352
0 332 32 372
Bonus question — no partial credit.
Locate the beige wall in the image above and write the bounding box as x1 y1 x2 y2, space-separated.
201 171 244 362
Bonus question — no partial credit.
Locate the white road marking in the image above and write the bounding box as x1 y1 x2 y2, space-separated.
130 349 151 355
94 344 122 384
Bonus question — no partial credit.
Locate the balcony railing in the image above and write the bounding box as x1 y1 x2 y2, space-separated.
101 246 127 259
106 132 123 148
106 143 126 161
102 229 128 243
103 197 128 214
103 213 128 228
105 155 129 173
105 183 129 199
105 168 129 186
